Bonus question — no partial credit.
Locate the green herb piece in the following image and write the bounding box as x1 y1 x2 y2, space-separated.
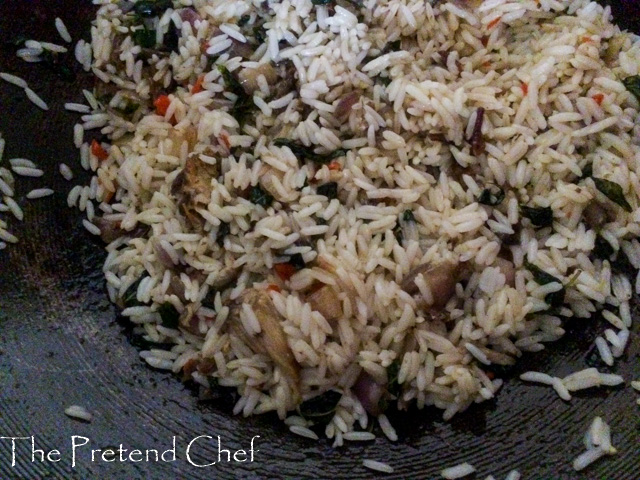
581 162 593 180
520 205 553 228
375 75 392 87
273 138 347 165
288 253 306 270
478 186 505 206
402 210 415 222
216 222 230 247
299 390 342 423
623 75 640 102
386 360 401 398
218 65 253 126
385 40 401 52
250 185 273 208
311 0 333 4
134 0 173 18
525 261 560 286
158 302 179 329
393 222 403 244
593 234 614 260
593 178 632 213
252 24 266 44
316 182 338 199
238 15 251 28
525 261 565 308
163 23 180 51
133 28 157 48
122 276 147 308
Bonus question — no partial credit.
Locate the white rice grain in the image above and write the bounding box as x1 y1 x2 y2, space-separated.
362 459 394 474
26 188 54 200
55 17 72 43
24 88 49 110
64 405 92 422
0 72 27 89
441 463 476 479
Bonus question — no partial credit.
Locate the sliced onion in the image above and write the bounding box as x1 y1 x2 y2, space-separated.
353 371 385 416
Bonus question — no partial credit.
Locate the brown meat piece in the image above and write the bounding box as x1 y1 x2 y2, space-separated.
171 155 219 230
229 289 301 403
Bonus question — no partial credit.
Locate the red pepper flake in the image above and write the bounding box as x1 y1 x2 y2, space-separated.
200 41 209 54
154 94 171 116
482 60 491 68
219 131 231 150
91 139 109 161
192 75 205 94
581 36 593 44
487 16 501 29
328 160 342 171
102 189 115 204
485 371 495 380
592 93 605 106
521 82 529 96
266 284 281 293
481 36 489 48
274 263 297 281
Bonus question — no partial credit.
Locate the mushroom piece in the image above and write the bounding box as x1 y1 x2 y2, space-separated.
93 217 149 244
306 285 342 323
334 92 360 122
171 155 219 230
237 62 278 95
583 200 614 230
229 289 301 402
401 261 460 309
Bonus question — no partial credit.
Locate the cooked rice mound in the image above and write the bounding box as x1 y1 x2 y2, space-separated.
84 0 640 444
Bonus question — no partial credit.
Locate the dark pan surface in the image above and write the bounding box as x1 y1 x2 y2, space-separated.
1 2 639 479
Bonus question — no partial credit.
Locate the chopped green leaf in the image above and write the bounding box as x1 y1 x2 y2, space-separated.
250 185 273 208
134 0 173 18
402 210 415 222
623 75 640 102
288 253 306 270
375 75 392 87
478 186 505 206
311 0 333 4
525 261 560 286
238 15 251 28
316 182 338 199
525 261 565 308
593 234 614 260
520 205 553 228
218 65 253 126
298 390 342 423
393 222 403 244
133 28 157 48
158 302 180 329
218 65 244 96
163 23 180 51
216 222 230 247
386 360 402 398
273 138 347 165
593 178 632 213
123 276 147 308
581 162 593 180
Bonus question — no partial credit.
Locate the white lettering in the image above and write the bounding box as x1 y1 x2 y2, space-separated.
71 436 89 467
185 435 214 467
0 437 30 467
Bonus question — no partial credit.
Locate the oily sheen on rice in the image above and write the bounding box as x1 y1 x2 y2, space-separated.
74 0 640 444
